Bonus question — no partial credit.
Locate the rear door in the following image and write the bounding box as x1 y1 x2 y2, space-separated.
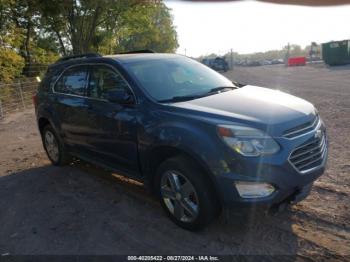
53 65 90 150
84 64 140 175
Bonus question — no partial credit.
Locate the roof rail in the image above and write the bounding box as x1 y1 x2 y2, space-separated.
55 53 102 64
118 49 155 54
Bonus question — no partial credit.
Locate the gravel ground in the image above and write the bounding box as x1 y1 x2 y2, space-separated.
0 64 349 259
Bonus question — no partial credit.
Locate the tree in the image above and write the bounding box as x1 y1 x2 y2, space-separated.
0 0 60 76
0 0 26 81
38 0 136 54
0 0 179 80
0 0 24 49
283 44 304 57
115 3 178 53
0 47 24 82
9 0 41 75
38 0 178 55
219 44 309 63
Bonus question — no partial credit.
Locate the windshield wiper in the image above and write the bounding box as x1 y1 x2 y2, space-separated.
207 86 236 94
158 95 203 103
158 86 236 103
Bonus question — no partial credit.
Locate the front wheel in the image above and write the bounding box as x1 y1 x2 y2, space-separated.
155 156 220 231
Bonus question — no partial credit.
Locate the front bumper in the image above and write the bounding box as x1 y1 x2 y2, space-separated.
213 127 328 209
216 165 325 209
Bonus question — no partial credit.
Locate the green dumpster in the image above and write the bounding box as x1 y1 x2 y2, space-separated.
322 40 350 66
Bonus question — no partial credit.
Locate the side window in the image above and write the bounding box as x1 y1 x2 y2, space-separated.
88 65 130 99
54 66 88 96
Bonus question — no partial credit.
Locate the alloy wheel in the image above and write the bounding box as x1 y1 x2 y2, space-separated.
44 130 59 162
160 170 199 222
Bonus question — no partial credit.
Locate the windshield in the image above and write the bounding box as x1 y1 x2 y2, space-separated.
124 56 234 102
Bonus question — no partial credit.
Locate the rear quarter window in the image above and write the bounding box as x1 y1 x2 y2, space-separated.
54 66 88 96
38 68 57 93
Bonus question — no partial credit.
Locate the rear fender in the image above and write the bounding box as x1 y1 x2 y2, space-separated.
36 101 62 138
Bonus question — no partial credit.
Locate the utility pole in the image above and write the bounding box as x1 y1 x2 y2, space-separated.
230 48 233 70
184 48 187 56
285 42 290 66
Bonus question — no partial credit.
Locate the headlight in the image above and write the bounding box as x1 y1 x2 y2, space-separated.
217 125 280 156
235 181 275 198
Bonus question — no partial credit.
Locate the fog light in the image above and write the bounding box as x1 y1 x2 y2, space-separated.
235 181 275 198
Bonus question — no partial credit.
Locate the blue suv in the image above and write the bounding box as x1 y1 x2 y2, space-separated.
34 52 328 230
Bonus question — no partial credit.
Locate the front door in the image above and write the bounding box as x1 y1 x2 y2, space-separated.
84 64 140 175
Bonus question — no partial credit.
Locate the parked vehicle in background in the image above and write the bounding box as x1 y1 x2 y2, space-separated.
34 52 328 230
322 39 350 66
201 57 229 72
261 60 272 66
271 59 284 65
247 60 262 67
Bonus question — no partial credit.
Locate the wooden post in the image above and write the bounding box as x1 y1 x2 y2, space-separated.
0 97 3 119
18 80 26 109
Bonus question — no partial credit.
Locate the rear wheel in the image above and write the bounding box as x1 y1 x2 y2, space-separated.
42 125 71 166
155 156 220 230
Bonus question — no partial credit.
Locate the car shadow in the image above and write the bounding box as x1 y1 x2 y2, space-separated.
0 163 299 258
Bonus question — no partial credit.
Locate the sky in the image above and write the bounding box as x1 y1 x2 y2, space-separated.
165 0 350 57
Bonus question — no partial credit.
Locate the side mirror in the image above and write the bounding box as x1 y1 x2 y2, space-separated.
103 89 134 105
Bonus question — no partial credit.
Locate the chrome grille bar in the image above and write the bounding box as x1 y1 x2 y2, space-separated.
292 140 326 166
289 133 327 174
290 135 325 160
296 145 327 171
284 115 320 139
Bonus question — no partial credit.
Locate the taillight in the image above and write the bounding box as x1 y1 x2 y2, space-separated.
32 93 38 109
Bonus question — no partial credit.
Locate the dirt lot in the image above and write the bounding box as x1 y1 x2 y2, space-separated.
0 64 349 259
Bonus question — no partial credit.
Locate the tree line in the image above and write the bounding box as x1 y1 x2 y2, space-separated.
0 0 178 82
198 44 321 63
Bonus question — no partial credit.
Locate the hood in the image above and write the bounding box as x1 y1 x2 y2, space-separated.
169 85 316 136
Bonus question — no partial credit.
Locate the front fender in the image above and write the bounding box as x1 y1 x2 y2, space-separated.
139 119 231 185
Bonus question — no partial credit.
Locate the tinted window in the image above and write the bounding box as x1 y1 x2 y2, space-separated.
124 56 234 101
54 66 88 96
88 65 130 99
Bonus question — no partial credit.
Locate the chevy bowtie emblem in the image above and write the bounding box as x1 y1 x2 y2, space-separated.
315 129 322 139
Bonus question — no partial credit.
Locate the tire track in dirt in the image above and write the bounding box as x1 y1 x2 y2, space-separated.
298 187 349 226
266 214 348 259
314 181 350 197
291 223 349 257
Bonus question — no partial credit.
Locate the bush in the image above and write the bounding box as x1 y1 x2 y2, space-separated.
22 48 60 77
0 48 25 83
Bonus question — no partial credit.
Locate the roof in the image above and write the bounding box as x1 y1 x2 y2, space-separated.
104 53 182 64
48 53 183 73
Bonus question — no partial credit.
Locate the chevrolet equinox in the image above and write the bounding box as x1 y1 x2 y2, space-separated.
34 52 328 230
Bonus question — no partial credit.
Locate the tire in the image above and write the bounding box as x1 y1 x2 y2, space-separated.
155 155 220 231
42 125 71 166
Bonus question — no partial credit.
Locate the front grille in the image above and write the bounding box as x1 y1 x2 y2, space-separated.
289 133 327 173
283 115 320 139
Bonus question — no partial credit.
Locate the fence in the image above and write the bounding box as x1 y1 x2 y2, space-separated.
0 78 39 119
